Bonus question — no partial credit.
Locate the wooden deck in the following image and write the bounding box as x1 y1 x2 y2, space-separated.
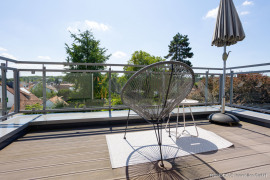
0 120 269 180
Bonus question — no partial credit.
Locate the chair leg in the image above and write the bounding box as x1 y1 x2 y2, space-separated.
168 118 171 137
189 106 199 137
165 112 172 137
176 105 180 138
165 112 171 131
181 105 189 136
153 123 164 167
123 108 131 139
183 105 186 131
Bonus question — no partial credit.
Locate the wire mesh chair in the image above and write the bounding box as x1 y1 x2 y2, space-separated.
121 61 195 168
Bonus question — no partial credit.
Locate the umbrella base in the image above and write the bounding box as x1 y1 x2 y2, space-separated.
208 113 239 126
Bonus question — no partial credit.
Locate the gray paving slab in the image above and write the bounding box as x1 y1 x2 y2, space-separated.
0 114 40 143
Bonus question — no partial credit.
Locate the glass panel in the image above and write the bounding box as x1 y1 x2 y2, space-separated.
0 69 15 116
6 70 14 114
232 73 270 111
110 72 134 108
187 74 206 103
45 73 67 109
208 75 221 104
19 71 43 112
0 70 2 117
225 75 231 104
187 74 221 104
45 72 109 110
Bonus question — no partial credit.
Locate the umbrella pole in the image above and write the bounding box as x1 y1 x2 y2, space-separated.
221 45 226 113
208 45 239 125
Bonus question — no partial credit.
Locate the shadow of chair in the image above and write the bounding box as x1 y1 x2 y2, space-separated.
125 143 223 180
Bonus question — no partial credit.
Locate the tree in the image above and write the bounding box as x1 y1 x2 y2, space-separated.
124 50 165 72
65 30 110 69
30 83 43 98
31 83 56 99
57 89 72 101
65 30 111 105
165 33 194 66
105 50 164 107
233 74 270 105
187 73 270 107
24 103 43 114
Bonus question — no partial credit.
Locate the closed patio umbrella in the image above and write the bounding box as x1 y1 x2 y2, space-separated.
209 0 245 125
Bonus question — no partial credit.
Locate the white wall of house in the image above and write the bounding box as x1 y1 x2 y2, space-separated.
0 86 15 108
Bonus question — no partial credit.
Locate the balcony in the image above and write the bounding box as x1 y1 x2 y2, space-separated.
0 56 270 179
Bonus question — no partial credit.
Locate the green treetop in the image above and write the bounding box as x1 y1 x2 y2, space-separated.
124 50 165 72
65 30 110 70
165 33 194 66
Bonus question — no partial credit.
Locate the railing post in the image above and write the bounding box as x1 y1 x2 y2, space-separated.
219 74 223 105
13 69 20 113
205 71 209 105
108 67 112 117
1 63 7 117
211 75 214 103
42 65 46 113
91 73 94 100
230 70 234 105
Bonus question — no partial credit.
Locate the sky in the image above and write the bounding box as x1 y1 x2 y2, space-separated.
0 0 269 73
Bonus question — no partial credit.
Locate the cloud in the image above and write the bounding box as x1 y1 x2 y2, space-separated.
0 47 7 51
38 56 51 60
67 20 110 33
240 11 250 15
242 1 254 6
204 7 218 19
112 51 127 59
85 20 109 31
0 47 17 60
0 53 17 60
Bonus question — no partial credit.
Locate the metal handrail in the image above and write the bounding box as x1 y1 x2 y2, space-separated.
17 68 223 75
0 56 145 67
0 65 17 70
0 56 223 70
230 70 270 74
1 55 269 70
227 62 270 70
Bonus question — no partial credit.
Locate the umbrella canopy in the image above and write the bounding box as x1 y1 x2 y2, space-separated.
212 0 245 47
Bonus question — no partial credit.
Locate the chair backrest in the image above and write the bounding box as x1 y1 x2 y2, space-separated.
121 61 195 123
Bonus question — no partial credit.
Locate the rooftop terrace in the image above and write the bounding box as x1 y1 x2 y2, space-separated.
1 118 270 179
0 56 270 179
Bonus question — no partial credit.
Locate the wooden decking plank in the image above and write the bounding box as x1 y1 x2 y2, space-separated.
0 133 107 156
0 149 109 166
0 145 109 162
220 164 270 180
196 153 270 179
0 139 107 156
0 152 109 172
34 168 115 180
0 158 111 180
